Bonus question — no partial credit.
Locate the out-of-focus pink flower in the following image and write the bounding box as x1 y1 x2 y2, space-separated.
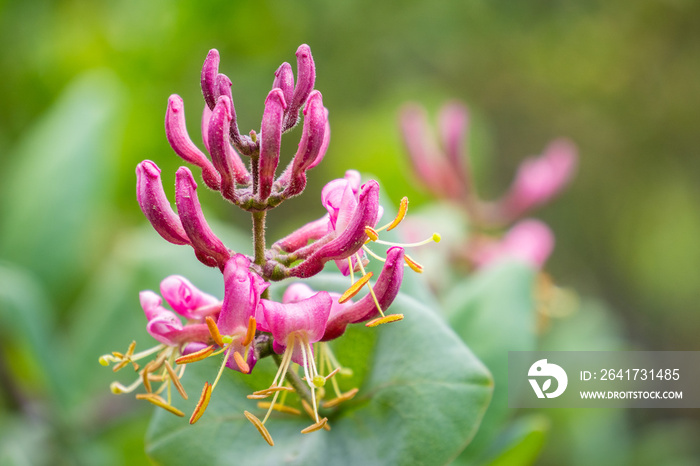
469 219 555 269
499 139 577 221
400 102 468 201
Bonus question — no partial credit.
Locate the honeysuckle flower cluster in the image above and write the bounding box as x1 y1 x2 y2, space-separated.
400 101 577 270
100 45 438 446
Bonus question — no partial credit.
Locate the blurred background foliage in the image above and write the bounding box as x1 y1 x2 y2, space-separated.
0 0 699 464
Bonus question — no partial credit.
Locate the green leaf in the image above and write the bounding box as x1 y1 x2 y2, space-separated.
0 70 126 296
0 263 66 403
145 276 492 466
444 260 537 463
486 415 549 466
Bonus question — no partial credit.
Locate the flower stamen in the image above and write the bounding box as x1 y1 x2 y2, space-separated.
189 382 212 424
301 417 329 434
256 402 301 416
338 272 373 304
164 361 188 400
175 345 215 364
404 253 423 273
244 410 274 446
205 316 224 347
366 314 405 327
322 387 360 408
136 393 185 417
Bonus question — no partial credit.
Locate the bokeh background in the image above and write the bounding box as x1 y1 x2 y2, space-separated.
1 0 699 464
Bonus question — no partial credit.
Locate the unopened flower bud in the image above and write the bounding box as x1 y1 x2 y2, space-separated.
208 95 250 199
175 167 231 268
273 62 295 108
283 91 327 197
259 89 286 200
201 49 220 110
165 95 221 190
284 44 316 131
136 160 191 246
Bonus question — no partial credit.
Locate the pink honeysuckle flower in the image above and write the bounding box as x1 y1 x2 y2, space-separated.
400 103 467 201
136 160 191 246
258 89 286 200
469 219 555 269
165 95 221 191
139 291 211 347
287 179 380 278
322 246 405 341
254 289 333 434
321 170 381 275
175 166 231 269
280 283 353 335
260 290 332 364
160 275 221 320
215 254 269 373
497 139 578 221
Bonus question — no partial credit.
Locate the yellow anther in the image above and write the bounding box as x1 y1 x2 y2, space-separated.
339 272 373 304
244 410 274 446
251 386 294 397
142 362 153 393
432 233 441 243
189 382 212 424
339 367 354 377
165 361 188 400
256 402 301 416
247 393 270 400
242 316 257 347
205 316 224 347
136 394 185 417
404 254 424 273
298 399 329 431
387 197 409 231
366 314 405 327
364 226 379 242
175 345 215 365
112 351 124 359
233 351 250 374
301 417 329 434
322 387 359 408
